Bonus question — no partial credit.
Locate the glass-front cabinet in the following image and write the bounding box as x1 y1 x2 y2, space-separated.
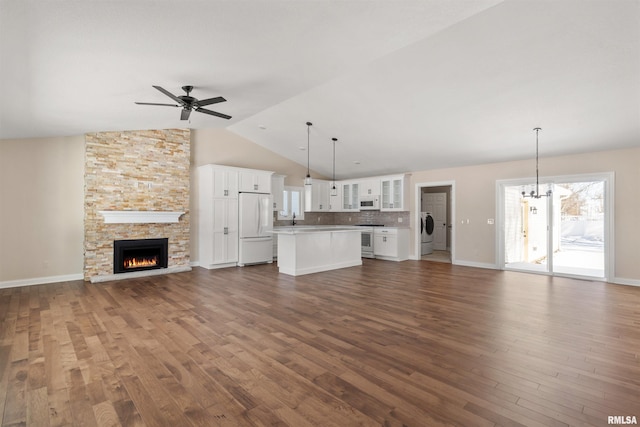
381 174 408 211
342 181 360 211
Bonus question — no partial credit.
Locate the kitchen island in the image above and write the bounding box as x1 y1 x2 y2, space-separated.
271 226 362 276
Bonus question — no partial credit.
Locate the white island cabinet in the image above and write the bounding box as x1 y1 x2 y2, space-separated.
271 226 362 276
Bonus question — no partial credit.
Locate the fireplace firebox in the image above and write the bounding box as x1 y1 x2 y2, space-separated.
113 238 168 274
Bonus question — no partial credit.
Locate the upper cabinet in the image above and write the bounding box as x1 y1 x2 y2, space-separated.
380 174 409 211
199 164 275 197
239 169 272 193
271 174 286 211
359 178 381 197
304 179 330 212
198 164 238 198
269 171 409 213
342 181 360 211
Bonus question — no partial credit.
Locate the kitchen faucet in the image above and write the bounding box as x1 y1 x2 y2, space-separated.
292 212 296 226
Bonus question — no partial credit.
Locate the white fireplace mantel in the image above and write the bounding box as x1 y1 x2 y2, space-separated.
98 210 185 224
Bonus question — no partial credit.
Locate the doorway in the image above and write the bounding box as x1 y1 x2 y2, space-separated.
415 182 454 263
499 173 612 280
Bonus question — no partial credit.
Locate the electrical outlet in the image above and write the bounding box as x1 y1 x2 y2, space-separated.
487 218 494 225
398 217 403 223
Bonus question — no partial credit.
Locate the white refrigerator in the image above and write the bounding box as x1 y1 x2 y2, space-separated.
238 192 273 266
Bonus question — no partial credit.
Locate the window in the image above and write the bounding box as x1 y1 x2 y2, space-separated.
278 186 304 221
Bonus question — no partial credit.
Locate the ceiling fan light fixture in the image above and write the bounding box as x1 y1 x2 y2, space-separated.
135 85 231 121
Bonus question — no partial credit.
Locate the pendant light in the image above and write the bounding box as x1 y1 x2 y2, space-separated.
331 137 338 196
522 127 552 199
304 121 312 186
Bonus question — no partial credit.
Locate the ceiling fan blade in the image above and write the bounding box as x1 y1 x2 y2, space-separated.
196 96 226 107
196 107 231 120
181 108 192 120
135 102 179 107
152 86 184 105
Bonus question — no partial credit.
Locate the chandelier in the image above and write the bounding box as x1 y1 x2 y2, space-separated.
522 127 552 199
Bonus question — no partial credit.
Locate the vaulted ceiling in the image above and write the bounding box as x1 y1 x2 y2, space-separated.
1 0 638 178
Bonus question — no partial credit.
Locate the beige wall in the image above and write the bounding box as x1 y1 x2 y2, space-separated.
0 135 85 282
409 146 640 282
191 128 317 185
1 129 638 285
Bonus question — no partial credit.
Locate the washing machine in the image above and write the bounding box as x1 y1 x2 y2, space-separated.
420 212 434 255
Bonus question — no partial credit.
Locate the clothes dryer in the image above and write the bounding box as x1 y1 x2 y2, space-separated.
420 212 435 255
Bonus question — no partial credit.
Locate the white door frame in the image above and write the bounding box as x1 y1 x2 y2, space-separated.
496 171 614 281
413 180 456 262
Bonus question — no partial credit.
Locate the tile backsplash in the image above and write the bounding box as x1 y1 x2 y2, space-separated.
274 210 409 227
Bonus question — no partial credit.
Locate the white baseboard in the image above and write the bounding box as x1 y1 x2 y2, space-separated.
611 277 640 287
0 273 84 289
451 260 498 270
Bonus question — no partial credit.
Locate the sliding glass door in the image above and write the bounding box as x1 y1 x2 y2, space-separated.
503 183 552 273
552 180 605 277
500 174 611 280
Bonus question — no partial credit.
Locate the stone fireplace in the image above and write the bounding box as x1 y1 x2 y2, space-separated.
84 129 191 282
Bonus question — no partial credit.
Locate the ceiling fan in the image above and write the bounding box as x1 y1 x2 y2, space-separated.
135 85 231 120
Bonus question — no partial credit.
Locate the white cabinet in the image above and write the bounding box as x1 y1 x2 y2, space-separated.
271 174 286 211
381 174 409 211
198 164 238 198
342 181 360 211
197 165 239 268
209 198 239 266
373 228 409 261
359 178 380 197
239 169 272 193
304 179 330 212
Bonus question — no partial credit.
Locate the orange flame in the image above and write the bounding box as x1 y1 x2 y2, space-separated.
124 256 158 269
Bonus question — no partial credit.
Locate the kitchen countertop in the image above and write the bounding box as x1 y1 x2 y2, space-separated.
271 225 362 234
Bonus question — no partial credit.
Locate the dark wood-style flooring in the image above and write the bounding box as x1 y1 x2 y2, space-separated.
1 260 639 426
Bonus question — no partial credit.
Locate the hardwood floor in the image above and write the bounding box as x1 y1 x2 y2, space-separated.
1 260 639 426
